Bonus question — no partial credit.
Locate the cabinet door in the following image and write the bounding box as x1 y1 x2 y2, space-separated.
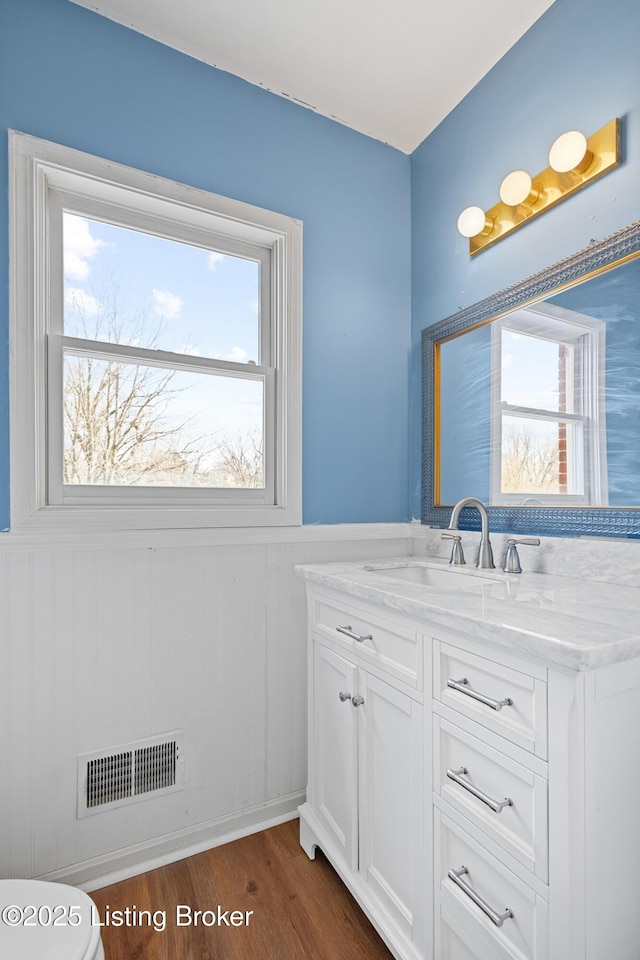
313 642 358 870
358 672 424 941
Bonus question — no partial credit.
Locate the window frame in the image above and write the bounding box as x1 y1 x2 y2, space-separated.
9 131 302 531
489 303 607 506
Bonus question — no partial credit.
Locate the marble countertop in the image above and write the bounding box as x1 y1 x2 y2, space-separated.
295 556 640 671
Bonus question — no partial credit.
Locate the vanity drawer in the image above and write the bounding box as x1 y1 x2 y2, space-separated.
434 715 548 881
434 641 548 758
312 594 420 687
436 811 548 960
435 901 501 960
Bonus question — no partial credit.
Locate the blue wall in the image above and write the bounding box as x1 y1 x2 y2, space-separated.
411 0 640 518
6 0 639 528
0 0 412 529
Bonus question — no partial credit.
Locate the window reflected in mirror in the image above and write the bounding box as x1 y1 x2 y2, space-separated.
436 253 640 509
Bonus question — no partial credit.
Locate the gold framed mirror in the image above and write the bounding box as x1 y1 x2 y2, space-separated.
421 220 640 537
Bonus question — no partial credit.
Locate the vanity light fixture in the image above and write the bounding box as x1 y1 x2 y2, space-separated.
499 170 540 208
548 130 592 174
457 118 621 255
457 206 493 238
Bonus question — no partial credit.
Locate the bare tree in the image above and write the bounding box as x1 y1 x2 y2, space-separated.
211 431 264 488
63 288 264 489
64 356 210 485
501 423 559 494
63 289 211 486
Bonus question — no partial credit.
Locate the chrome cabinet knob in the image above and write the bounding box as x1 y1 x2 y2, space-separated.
336 624 372 642
447 677 513 711
339 691 352 702
351 696 365 707
446 767 513 813
448 866 513 927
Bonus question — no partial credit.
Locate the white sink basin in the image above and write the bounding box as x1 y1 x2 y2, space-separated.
363 562 506 594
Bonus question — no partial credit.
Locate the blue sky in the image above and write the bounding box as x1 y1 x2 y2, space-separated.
62 213 264 479
63 213 260 360
501 330 563 413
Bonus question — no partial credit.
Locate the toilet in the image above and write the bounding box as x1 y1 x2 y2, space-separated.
0 879 105 959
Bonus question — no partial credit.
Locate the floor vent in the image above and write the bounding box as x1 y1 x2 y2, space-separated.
77 732 184 818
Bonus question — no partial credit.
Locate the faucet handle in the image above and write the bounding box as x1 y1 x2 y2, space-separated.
503 538 540 574
441 533 465 566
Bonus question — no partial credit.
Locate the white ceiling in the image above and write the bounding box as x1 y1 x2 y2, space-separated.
70 0 555 153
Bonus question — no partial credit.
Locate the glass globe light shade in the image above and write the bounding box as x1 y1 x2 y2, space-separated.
549 131 590 173
457 206 488 238
499 170 535 207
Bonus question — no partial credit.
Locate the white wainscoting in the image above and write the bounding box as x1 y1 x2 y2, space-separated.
0 525 410 889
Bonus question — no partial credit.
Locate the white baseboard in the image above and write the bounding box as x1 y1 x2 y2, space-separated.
37 792 304 892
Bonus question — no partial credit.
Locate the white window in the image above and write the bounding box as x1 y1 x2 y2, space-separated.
490 303 607 506
9 132 302 530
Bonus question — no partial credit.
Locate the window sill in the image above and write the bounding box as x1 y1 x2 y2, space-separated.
12 501 302 534
0 520 410 553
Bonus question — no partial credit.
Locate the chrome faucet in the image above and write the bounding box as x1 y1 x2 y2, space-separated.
441 533 465 565
448 497 495 569
503 537 540 574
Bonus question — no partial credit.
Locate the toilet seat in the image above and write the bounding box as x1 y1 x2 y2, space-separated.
0 879 105 959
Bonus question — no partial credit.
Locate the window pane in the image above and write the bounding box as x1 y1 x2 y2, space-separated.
63 213 261 363
501 416 582 496
63 356 264 488
501 330 572 412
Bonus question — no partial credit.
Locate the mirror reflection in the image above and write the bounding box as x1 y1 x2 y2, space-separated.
437 254 640 508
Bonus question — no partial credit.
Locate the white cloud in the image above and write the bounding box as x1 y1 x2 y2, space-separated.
227 346 247 362
64 286 101 316
207 251 225 271
151 289 183 320
63 214 104 281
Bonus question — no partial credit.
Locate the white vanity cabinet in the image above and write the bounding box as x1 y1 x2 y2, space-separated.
299 587 427 960
432 631 550 960
432 627 640 960
298 565 640 960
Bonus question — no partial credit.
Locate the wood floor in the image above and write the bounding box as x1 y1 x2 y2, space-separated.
90 818 394 959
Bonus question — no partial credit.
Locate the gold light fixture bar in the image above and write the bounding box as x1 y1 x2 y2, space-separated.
468 118 621 256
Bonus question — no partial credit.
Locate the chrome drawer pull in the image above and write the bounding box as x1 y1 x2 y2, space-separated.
447 767 513 813
448 866 514 927
447 677 513 712
336 624 372 643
